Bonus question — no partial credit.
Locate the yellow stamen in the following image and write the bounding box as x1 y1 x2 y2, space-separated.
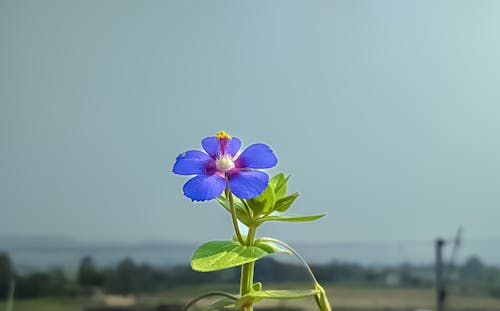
216 131 232 140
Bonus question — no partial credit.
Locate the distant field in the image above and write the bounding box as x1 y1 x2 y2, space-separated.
314 287 500 311
2 285 500 311
0 297 83 311
152 284 500 311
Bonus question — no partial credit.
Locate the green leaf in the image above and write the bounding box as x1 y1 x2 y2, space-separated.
235 209 252 226
238 289 319 307
242 289 319 301
269 173 289 199
257 214 325 225
274 192 299 212
191 240 278 272
216 195 246 210
216 196 252 226
247 184 275 216
255 240 291 255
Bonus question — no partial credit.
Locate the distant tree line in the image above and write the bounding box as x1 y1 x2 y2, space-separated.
1 252 499 300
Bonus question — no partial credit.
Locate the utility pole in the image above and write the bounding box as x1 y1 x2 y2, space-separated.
435 238 446 311
6 278 15 311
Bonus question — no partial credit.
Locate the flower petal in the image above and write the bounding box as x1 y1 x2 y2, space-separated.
202 136 241 157
228 170 269 199
183 175 226 201
235 144 278 169
173 150 212 175
225 137 241 156
201 137 219 158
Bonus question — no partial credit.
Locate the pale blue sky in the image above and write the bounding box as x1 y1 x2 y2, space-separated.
1 1 499 248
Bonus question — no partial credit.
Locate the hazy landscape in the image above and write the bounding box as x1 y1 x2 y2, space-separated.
2 236 500 273
2 236 500 311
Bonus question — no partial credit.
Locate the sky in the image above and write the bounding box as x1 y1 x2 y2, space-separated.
1 1 499 251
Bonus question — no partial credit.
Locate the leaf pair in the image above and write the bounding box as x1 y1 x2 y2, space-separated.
203 289 321 311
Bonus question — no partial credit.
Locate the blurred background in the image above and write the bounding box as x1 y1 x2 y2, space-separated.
1 1 499 310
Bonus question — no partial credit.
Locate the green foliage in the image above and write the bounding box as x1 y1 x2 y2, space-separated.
269 173 289 200
15 268 78 298
239 289 319 307
216 173 325 228
7 252 500 304
1 253 78 299
102 257 171 294
191 240 285 272
256 214 325 225
247 185 276 216
216 196 252 226
274 192 299 212
108 258 136 294
254 240 290 255
205 173 330 310
245 289 319 300
77 256 104 288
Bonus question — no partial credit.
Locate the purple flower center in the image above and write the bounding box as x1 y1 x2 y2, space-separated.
214 131 236 173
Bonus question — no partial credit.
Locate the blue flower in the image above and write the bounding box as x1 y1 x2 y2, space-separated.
173 131 278 201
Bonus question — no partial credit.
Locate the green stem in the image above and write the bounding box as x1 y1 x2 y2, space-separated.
240 226 256 311
226 178 244 245
228 191 244 244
